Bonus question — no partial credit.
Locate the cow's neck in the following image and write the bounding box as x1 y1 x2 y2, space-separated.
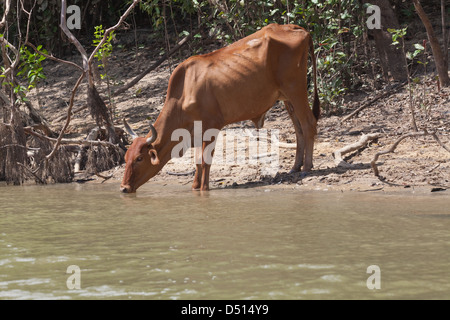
148 103 185 169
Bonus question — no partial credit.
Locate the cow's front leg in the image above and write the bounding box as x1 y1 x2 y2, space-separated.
192 125 219 191
200 164 211 191
192 162 211 191
192 143 212 191
200 140 216 191
192 164 202 190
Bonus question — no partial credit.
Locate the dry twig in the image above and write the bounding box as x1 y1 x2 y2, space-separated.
333 133 383 167
342 82 407 122
370 130 450 176
24 126 117 148
113 32 193 97
45 73 85 161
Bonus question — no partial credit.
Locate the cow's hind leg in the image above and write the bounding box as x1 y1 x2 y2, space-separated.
282 90 317 172
284 101 305 173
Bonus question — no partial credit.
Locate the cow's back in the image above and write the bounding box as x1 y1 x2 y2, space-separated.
167 24 312 126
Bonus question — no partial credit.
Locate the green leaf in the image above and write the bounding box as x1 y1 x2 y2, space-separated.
414 43 424 50
180 30 190 37
270 9 279 16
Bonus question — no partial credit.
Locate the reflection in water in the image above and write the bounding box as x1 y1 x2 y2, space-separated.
0 183 449 299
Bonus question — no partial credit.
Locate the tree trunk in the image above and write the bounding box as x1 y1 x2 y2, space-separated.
366 0 407 82
413 0 450 88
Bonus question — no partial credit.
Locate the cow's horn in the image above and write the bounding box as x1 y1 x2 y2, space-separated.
123 118 139 140
146 123 157 145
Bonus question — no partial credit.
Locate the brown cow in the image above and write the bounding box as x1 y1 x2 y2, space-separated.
120 23 320 193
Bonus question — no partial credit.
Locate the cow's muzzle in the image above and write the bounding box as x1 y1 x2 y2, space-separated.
120 185 135 193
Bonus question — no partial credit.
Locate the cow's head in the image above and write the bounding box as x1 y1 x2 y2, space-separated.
120 119 160 193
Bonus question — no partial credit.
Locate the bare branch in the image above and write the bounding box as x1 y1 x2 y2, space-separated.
0 35 19 78
112 13 214 97
19 0 37 45
60 0 88 72
0 143 28 150
24 126 117 148
94 171 114 181
45 72 85 160
16 162 46 184
167 170 196 176
333 133 383 167
342 82 406 122
51 105 87 123
0 0 11 30
370 131 450 177
113 32 192 97
25 41 83 72
431 132 450 154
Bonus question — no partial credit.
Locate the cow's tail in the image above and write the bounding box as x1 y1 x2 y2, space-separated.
308 34 320 121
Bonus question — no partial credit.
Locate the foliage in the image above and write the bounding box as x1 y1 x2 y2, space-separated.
293 0 365 111
139 0 198 29
92 25 115 80
388 27 427 69
17 45 47 90
6 0 372 112
196 0 366 112
134 0 367 111
92 25 117 120
11 0 442 114
0 43 46 104
388 27 407 47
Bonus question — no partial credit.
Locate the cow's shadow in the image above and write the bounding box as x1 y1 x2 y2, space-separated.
217 162 373 190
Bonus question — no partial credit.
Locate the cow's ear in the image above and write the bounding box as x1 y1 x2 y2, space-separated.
148 149 160 165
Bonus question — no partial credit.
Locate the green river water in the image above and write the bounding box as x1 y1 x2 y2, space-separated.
0 182 449 299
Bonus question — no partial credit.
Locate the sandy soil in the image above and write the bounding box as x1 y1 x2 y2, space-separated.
31 43 450 194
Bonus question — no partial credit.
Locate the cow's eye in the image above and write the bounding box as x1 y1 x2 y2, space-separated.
136 156 143 162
